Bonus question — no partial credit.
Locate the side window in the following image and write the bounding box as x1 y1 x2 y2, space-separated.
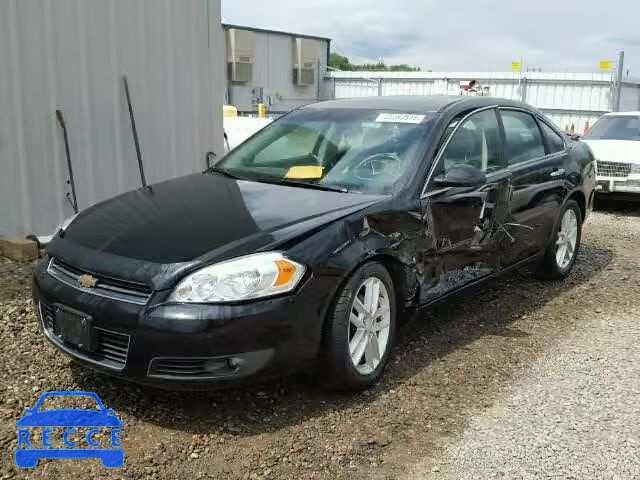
439 109 503 174
501 110 546 165
539 120 566 154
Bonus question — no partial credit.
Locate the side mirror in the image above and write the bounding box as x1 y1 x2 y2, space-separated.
23 409 35 415
104 409 115 415
434 164 487 188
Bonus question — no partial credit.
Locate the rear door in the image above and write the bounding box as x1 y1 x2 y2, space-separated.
499 109 569 266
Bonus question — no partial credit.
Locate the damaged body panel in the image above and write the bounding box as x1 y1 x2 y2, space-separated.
33 96 596 389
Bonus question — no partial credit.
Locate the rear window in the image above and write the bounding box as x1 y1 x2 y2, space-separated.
501 110 546 165
539 121 566 154
584 116 640 141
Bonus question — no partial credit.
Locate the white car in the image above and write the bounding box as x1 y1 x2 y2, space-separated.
582 112 640 194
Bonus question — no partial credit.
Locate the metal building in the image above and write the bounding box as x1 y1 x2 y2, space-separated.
326 71 640 133
223 24 331 114
0 0 225 237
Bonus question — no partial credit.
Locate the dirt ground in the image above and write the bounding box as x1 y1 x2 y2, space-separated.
1 197 639 480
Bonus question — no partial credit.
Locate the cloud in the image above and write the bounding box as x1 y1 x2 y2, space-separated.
222 0 640 74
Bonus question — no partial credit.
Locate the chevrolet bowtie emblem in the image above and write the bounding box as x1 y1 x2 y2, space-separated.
78 274 98 288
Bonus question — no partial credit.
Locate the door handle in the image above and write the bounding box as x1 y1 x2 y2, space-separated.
550 168 565 177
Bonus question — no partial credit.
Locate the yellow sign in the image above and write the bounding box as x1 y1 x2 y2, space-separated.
511 62 522 72
599 61 613 71
285 166 324 180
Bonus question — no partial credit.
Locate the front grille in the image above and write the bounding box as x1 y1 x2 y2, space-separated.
47 258 152 305
597 161 632 178
95 328 129 366
148 357 238 380
39 301 130 370
40 302 56 331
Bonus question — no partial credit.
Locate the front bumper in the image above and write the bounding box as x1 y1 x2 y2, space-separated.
33 260 329 389
596 176 640 194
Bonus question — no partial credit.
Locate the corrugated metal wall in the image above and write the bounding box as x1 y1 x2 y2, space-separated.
327 71 640 134
0 0 224 237
227 30 329 113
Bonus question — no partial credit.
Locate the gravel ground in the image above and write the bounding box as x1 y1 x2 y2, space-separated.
1 198 639 480
413 306 640 480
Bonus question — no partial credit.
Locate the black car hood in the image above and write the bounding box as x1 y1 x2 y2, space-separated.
49 173 384 287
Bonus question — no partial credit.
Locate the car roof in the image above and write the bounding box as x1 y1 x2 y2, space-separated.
304 95 533 114
602 111 640 117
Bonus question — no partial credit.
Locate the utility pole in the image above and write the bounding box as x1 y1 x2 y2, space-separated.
613 50 625 111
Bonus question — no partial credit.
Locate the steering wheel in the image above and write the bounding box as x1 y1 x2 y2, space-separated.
353 153 402 181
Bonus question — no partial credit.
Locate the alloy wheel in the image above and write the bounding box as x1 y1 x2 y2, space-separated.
555 209 578 269
348 277 391 375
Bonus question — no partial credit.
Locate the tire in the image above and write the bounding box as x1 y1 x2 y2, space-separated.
318 262 396 392
535 199 582 280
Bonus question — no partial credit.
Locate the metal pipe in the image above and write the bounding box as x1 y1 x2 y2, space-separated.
205 151 216 169
55 109 79 213
224 131 231 153
122 75 147 188
613 51 625 112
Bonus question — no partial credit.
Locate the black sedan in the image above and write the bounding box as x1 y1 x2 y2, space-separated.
33 96 596 392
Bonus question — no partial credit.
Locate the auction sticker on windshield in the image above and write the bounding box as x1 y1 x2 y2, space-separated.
15 391 124 468
375 113 425 124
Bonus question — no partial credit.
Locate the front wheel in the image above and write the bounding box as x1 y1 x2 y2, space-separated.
318 262 396 392
536 200 582 280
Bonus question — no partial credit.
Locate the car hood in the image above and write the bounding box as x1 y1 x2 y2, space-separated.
48 173 384 287
16 409 123 428
582 139 640 164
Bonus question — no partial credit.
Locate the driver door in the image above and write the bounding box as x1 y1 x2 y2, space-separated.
419 107 513 304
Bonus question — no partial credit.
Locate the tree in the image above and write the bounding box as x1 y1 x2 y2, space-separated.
329 52 354 71
329 52 421 72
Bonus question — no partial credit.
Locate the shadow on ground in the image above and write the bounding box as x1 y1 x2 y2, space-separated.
594 195 640 217
71 241 614 438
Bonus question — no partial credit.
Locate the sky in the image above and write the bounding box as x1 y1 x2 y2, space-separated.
221 0 640 76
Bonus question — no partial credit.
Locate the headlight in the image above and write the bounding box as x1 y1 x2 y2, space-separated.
57 214 78 235
631 163 640 173
169 252 306 303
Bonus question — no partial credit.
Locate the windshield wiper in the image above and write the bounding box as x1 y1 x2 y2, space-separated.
207 166 247 181
271 178 349 193
208 167 349 193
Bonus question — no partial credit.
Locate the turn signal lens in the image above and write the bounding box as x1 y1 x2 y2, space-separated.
169 253 306 303
275 259 297 286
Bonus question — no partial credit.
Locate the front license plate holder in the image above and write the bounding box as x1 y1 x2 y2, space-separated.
54 306 96 352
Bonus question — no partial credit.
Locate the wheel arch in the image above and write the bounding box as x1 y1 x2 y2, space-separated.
322 251 417 331
567 189 586 223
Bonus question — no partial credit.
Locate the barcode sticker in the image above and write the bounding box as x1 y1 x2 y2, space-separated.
375 113 425 124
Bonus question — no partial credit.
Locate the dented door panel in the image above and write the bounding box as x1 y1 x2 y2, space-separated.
418 176 512 304
502 155 568 266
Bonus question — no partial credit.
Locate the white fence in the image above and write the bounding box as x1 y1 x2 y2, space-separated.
326 71 640 134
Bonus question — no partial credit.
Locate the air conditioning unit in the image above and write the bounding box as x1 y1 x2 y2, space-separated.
228 55 253 83
292 37 321 86
293 62 315 86
226 28 256 83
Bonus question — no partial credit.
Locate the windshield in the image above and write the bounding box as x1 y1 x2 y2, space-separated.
215 108 433 194
584 116 640 141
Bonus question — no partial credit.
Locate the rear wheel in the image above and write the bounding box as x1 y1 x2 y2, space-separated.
318 262 396 392
536 200 582 280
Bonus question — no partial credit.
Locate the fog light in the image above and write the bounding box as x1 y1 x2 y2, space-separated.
203 359 229 374
227 358 242 371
